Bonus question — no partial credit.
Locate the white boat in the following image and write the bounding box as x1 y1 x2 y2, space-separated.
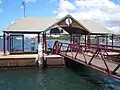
15 37 22 40
108 38 115 42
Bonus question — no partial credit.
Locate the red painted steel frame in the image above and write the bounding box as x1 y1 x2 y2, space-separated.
55 42 120 80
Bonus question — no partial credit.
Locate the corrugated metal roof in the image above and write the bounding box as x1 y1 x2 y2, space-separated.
4 15 112 34
79 20 112 34
4 17 58 32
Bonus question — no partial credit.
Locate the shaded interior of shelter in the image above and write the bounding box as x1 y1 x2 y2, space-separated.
3 31 109 55
3 27 89 55
55 27 89 35
47 25 110 45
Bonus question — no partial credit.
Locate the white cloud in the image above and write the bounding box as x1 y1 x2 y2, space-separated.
107 26 120 34
21 0 38 8
75 0 120 21
0 0 2 4
0 0 3 12
24 0 38 3
59 0 75 11
56 10 69 18
53 0 120 34
53 0 75 18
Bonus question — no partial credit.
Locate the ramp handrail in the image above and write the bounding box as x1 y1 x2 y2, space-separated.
54 42 120 53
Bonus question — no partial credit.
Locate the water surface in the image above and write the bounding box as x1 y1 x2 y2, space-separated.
0 67 120 90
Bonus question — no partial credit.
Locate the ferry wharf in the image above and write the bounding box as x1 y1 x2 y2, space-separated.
1 14 120 80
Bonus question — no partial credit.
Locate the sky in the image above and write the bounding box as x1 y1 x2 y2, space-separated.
0 0 120 35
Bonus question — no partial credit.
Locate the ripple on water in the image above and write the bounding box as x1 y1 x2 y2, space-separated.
0 68 120 90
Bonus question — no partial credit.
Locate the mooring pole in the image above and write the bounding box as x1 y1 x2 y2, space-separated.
38 33 40 44
11 35 13 51
3 32 6 55
42 32 47 68
22 35 24 52
44 32 47 54
10 35 11 52
7 33 9 52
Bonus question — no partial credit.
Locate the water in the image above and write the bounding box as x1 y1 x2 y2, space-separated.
0 67 120 90
0 39 55 51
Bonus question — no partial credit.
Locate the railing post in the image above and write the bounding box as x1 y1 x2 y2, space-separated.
54 42 59 54
58 43 62 54
88 49 99 65
69 44 74 58
112 64 120 74
99 50 111 73
65 44 70 54
52 41 58 54
74 44 79 59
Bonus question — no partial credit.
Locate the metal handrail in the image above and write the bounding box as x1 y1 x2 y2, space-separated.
58 42 120 53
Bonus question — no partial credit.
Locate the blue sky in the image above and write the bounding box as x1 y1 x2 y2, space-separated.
0 0 120 35
0 0 59 33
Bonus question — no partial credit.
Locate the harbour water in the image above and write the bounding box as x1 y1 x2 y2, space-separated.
0 66 120 90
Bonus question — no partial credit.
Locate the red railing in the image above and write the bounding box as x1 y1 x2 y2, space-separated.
54 41 120 79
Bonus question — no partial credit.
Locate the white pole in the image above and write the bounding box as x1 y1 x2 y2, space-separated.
22 1 26 17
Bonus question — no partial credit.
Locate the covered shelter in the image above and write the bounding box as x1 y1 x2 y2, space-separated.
3 17 58 54
3 14 112 55
44 15 112 45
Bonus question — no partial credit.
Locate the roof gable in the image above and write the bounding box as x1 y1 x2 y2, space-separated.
45 14 90 34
